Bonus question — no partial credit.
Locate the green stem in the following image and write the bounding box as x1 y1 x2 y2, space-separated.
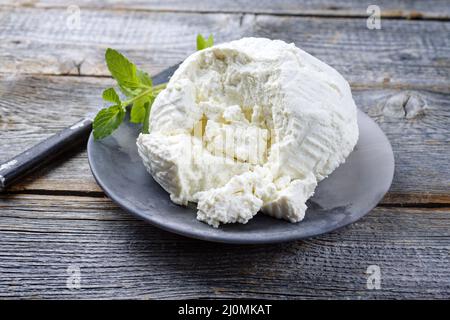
121 82 167 107
122 88 151 106
153 83 167 91
142 101 151 134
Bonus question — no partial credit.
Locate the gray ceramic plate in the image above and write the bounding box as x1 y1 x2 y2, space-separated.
87 66 394 244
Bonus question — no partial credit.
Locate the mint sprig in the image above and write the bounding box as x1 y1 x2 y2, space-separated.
93 49 160 140
93 34 214 140
197 34 214 51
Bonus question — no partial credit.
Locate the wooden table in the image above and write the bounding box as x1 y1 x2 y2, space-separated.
0 0 449 299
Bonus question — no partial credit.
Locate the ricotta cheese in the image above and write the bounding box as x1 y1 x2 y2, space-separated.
137 37 359 228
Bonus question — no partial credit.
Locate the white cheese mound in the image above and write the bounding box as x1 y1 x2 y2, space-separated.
137 37 359 228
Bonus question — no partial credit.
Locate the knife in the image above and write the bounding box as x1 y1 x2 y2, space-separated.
0 64 180 191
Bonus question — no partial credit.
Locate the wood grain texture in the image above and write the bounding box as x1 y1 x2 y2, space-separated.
0 193 449 299
3 0 450 19
1 75 448 203
0 2 449 300
0 8 449 88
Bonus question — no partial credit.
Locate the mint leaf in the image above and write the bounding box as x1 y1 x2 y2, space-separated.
197 34 206 51
137 70 152 88
205 34 214 48
142 101 152 134
130 95 151 123
105 48 140 91
197 34 214 50
102 87 121 104
93 105 125 139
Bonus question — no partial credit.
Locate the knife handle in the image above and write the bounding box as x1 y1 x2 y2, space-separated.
0 118 92 191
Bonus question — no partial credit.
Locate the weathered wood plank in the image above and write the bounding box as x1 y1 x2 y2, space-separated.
0 193 449 299
2 0 450 19
0 1 448 301
1 75 448 203
0 8 449 87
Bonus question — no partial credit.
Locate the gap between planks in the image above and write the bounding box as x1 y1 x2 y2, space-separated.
1 73 449 92
2 189 450 208
1 3 449 21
